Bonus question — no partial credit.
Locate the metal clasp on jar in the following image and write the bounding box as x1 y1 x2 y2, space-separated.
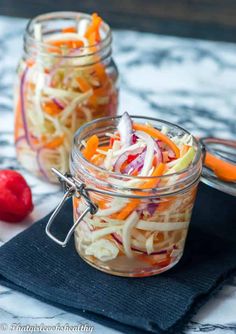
45 168 98 247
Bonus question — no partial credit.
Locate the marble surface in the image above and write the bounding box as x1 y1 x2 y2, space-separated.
0 15 236 334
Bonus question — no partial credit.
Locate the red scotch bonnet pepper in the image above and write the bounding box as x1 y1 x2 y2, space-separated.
0 170 33 223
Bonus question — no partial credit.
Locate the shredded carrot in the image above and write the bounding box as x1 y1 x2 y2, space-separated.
88 95 98 108
111 163 166 220
96 145 110 152
131 169 139 176
113 199 140 220
205 152 236 182
133 123 180 158
26 59 35 67
43 101 62 116
76 77 91 92
91 153 106 166
140 162 166 189
157 197 175 212
14 98 22 140
84 13 102 42
82 135 99 161
94 63 107 81
50 40 84 49
62 26 76 33
94 82 111 96
44 135 65 149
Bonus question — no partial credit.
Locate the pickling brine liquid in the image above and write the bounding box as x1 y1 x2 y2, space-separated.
73 186 197 277
14 12 119 182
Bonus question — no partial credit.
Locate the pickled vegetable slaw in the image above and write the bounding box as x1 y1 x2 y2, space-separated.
15 13 118 181
74 113 197 271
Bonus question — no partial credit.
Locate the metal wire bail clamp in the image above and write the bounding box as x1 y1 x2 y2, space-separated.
45 168 98 247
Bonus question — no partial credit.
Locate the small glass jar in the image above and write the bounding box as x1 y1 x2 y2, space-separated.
67 116 202 277
14 12 119 182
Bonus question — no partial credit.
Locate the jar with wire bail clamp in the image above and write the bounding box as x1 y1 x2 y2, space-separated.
46 114 203 277
14 11 119 182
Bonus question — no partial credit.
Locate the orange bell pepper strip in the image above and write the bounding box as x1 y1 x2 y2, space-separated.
82 135 99 161
133 123 180 158
205 152 236 182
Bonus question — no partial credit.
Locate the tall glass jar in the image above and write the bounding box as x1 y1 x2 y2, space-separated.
14 12 119 182
68 116 202 277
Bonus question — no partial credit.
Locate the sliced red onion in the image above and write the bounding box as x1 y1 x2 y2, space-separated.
132 134 138 144
158 140 175 159
137 201 158 217
114 146 144 173
135 130 155 176
15 135 27 147
123 137 163 175
52 98 64 110
36 148 51 181
111 233 168 255
20 67 36 150
123 149 146 174
168 147 175 159
146 202 159 215
153 140 163 164
118 112 133 147
49 48 83 83
114 153 129 173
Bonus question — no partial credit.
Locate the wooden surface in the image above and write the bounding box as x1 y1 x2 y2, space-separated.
1 0 236 42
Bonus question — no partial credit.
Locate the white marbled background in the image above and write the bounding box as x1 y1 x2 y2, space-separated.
0 15 236 334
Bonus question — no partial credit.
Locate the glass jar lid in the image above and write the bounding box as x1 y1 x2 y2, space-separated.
200 137 236 196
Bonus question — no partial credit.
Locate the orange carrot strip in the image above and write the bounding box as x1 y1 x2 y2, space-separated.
43 101 62 116
26 59 35 67
114 199 140 220
44 135 65 149
84 13 102 42
141 162 166 189
91 154 104 166
76 77 91 92
62 26 76 33
14 98 22 140
157 197 175 212
205 152 236 182
112 163 166 220
82 135 99 161
97 145 110 152
94 63 107 82
50 40 84 49
133 123 180 158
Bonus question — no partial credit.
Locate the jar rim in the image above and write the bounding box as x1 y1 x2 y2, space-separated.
24 11 112 58
72 115 202 193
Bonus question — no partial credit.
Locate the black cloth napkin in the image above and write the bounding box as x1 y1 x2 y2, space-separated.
0 183 236 334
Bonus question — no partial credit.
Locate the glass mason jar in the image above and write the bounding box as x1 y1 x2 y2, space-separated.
14 12 119 182
66 116 202 277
